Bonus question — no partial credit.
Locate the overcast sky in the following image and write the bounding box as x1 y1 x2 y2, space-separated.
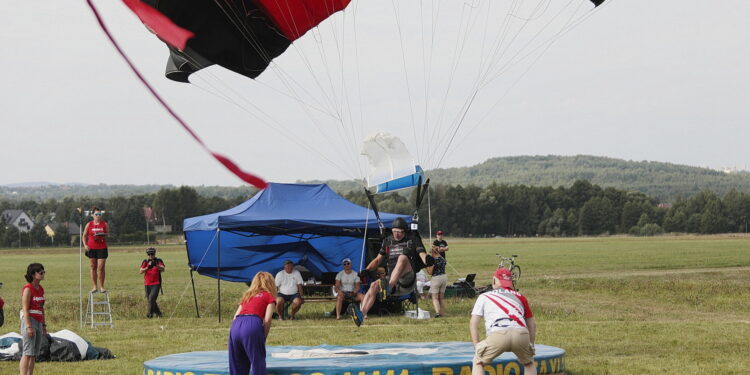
1 1 748 186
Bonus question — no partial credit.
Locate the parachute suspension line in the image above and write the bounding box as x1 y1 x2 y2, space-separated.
427 185 433 246
322 7 367 182
412 177 430 231
168 50 354 177
266 0 364 179
426 0 529 165
450 0 602 156
479 0 539 80
390 0 422 167
451 3 608 151
481 0 581 87
429 0 530 164
424 1 496 168
86 0 267 188
351 0 368 181
211 0 363 179
273 0 351 143
168 47 358 178
213 2 347 133
214 0 273 63
215 0 347 134
428 0 499 169
359 201 371 274
188 75 358 180
482 0 602 87
437 1 541 167
422 2 474 168
420 0 443 167
181 60 354 178
434 0 599 170
417 0 432 169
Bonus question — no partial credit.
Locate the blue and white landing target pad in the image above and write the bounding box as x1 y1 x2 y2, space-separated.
143 342 565 375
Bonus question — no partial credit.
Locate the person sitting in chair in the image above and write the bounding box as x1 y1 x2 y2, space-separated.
334 258 364 320
355 217 432 325
274 260 304 320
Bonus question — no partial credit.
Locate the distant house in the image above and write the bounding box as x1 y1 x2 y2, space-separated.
2 209 35 232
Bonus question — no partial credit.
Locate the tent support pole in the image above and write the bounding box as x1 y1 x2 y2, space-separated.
217 228 222 323
190 269 200 318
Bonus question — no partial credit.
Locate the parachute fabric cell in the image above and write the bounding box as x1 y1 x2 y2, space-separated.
254 0 352 41
361 133 421 192
139 0 291 82
374 166 424 194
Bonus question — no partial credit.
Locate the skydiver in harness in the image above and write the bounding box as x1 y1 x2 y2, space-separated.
354 217 433 325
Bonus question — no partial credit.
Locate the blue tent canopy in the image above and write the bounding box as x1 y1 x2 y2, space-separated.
183 183 410 282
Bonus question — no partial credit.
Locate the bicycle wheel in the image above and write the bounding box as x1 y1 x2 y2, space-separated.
510 265 521 283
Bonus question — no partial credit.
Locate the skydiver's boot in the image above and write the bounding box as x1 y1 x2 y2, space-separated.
349 304 363 327
379 278 394 300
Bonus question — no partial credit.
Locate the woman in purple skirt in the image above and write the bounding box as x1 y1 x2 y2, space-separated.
229 271 277 375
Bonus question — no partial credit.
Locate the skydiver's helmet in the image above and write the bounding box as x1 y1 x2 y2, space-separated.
392 217 408 231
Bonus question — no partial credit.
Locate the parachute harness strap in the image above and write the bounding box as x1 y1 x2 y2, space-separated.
364 187 385 237
411 177 430 230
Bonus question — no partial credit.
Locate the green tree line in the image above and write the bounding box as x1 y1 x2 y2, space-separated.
345 180 750 237
2 181 749 248
0 187 248 248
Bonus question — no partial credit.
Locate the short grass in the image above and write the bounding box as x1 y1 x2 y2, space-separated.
1 235 749 374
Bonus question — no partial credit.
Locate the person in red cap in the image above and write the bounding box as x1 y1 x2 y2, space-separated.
469 268 537 375
431 231 449 260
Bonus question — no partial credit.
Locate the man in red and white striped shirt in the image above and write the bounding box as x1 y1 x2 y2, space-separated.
469 268 537 375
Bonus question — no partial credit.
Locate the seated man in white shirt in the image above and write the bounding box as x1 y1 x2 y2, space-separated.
334 258 364 320
274 260 304 320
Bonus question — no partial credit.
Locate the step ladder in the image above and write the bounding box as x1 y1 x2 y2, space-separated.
85 291 113 328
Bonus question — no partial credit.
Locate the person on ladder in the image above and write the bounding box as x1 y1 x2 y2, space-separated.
139 247 165 318
83 207 109 293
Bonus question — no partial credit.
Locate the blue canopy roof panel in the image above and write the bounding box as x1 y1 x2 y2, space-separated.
184 183 407 235
183 183 411 282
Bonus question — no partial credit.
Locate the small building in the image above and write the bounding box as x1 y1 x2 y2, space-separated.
2 209 35 232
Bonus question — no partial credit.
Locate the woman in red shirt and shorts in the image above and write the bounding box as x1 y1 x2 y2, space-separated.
20 263 46 375
83 207 109 293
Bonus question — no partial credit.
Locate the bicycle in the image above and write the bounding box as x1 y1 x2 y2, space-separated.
496 254 521 290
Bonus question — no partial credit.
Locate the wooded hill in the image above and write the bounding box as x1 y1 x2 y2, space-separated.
312 155 750 202
3 155 749 202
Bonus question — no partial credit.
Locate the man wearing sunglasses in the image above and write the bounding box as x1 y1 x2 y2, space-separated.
334 258 363 320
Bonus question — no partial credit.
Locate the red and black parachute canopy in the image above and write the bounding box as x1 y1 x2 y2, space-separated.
139 0 351 82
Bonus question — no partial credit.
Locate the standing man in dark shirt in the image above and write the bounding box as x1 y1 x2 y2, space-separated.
139 247 165 318
432 230 449 260
356 217 431 325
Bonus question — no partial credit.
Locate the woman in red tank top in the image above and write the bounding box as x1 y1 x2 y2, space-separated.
20 263 46 375
83 207 109 293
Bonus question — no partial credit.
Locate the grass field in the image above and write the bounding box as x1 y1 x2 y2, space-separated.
1 235 749 374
